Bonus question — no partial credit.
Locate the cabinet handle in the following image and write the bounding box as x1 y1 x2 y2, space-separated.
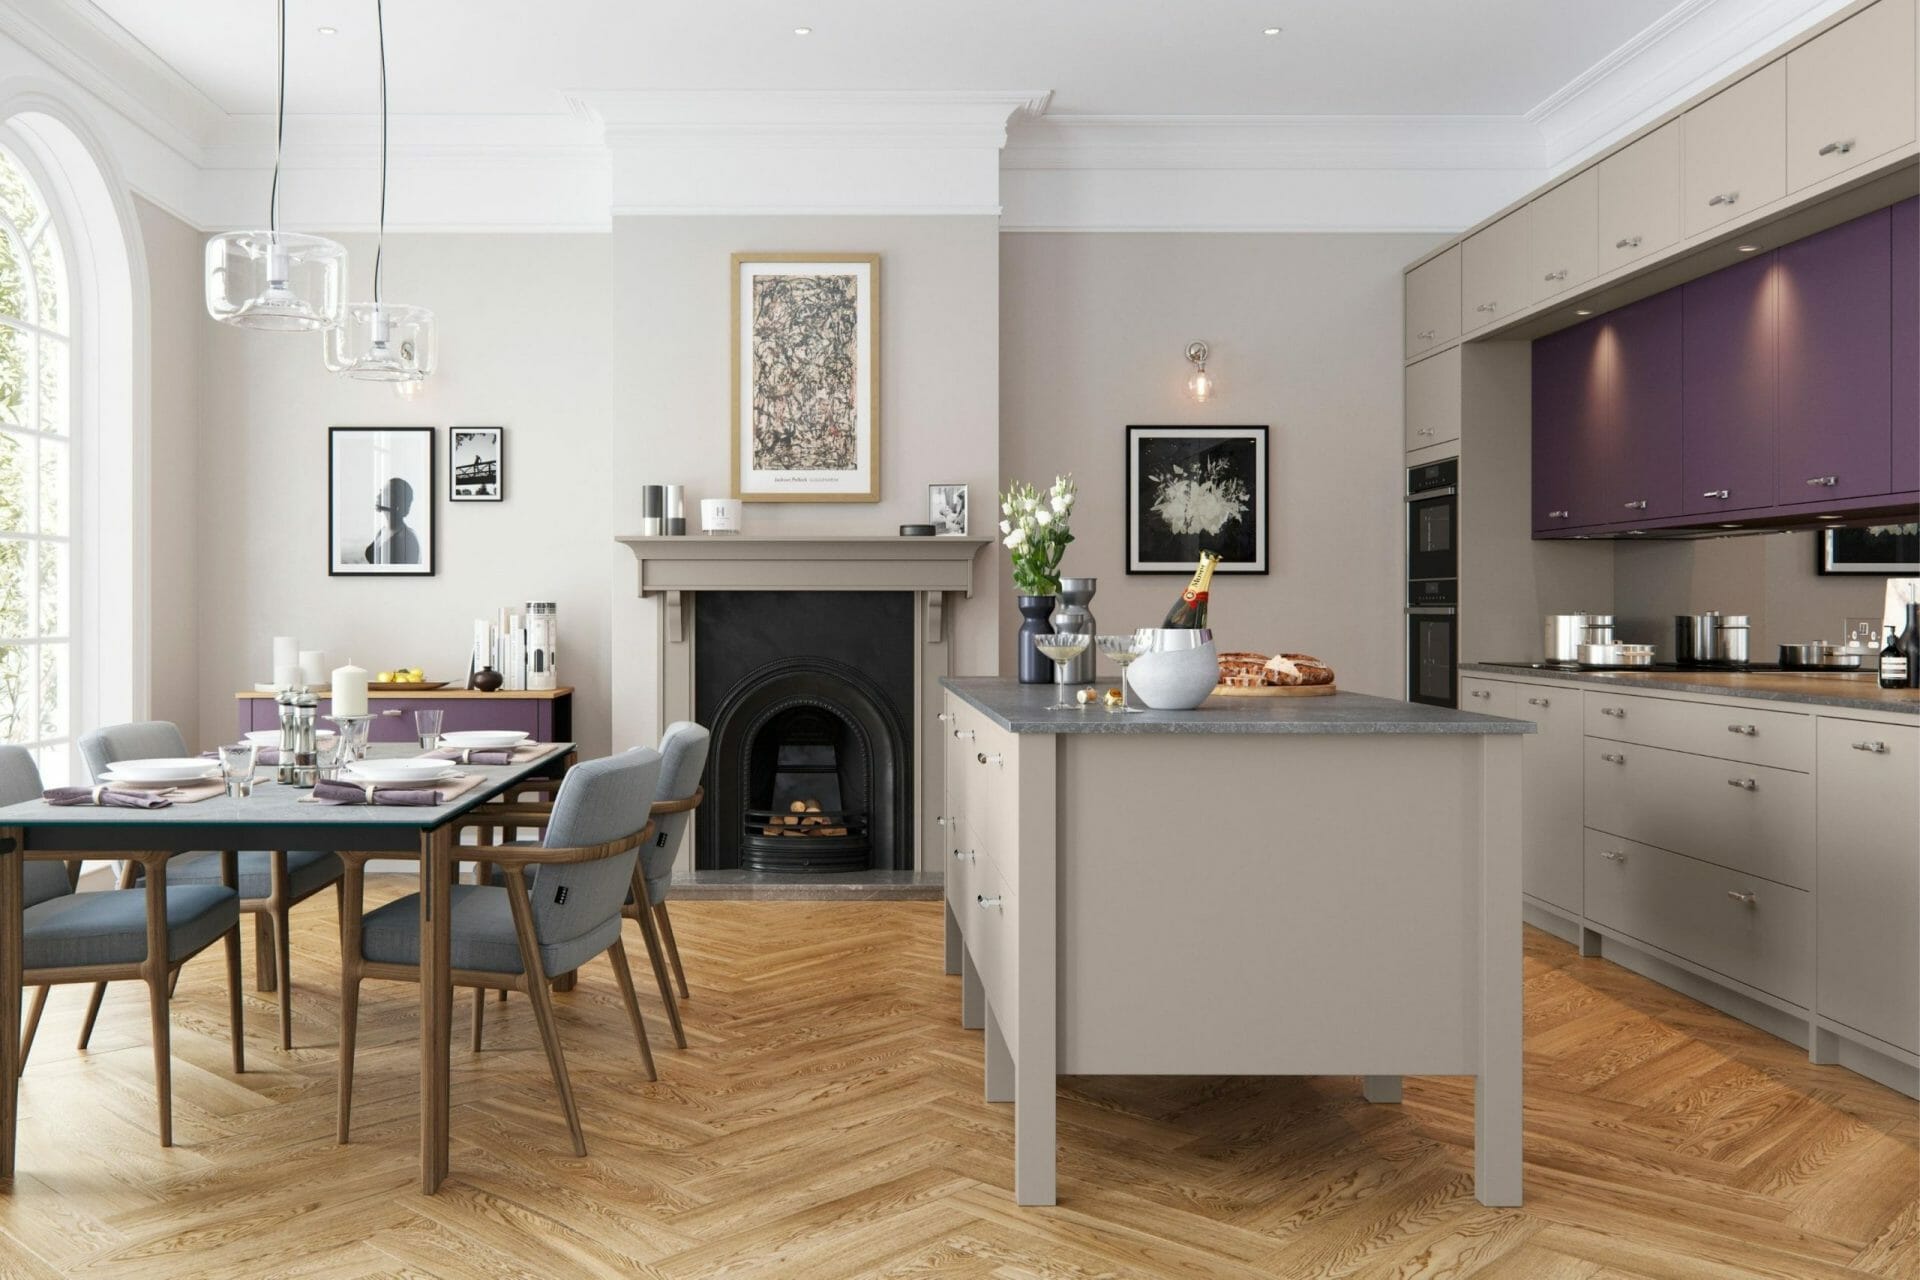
1475 301 1498 313
1615 235 1642 249
1701 489 1729 499
1622 499 1648 510
976 751 1003 766
1417 328 1436 341
1601 751 1626 764
1817 139 1854 157
1706 191 1740 207
976 894 1003 911
1726 724 1757 736
952 728 975 742
935 815 950 827
1726 890 1757 906
1526 696 1551 707
1727 777 1757 791
936 712 954 724
1851 740 1888 754
1543 269 1567 282
1805 475 1837 487
1416 427 1435 437
1548 510 1570 519
1600 706 1625 718
1468 689 1492 700
951 848 975 863
1600 849 1627 863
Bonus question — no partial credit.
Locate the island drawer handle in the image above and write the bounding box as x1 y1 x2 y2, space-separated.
976 894 1003 911
1600 849 1627 863
1727 724 1756 736
1818 139 1854 157
1852 740 1888 754
935 815 950 827
1727 890 1757 905
1526 696 1551 708
1600 706 1625 718
976 751 1003 767
1468 689 1492 700
936 712 954 724
952 848 975 863
1601 752 1626 764
952 728 975 742
1727 777 1757 791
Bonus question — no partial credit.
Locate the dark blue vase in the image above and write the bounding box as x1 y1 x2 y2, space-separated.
1017 594 1057 684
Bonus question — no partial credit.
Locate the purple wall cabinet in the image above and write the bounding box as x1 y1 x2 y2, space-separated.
1530 321 1604 533
1607 291 1685 522
1776 209 1892 505
1682 252 1778 515
1892 197 1918 496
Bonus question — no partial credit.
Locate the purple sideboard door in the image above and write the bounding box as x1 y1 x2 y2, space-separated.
1777 208 1894 504
1892 197 1918 495
1609 290 1685 522
1682 251 1778 515
1532 318 1610 533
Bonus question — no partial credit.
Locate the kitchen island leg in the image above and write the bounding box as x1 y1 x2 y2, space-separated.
960 945 984 1030
1475 735 1524 1207
944 900 962 976
1013 737 1057 1206
984 1006 1013 1103
1363 1075 1403 1103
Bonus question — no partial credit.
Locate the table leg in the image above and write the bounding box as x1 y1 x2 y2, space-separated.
419 824 454 1193
1 826 21 1179
1475 735 1524 1207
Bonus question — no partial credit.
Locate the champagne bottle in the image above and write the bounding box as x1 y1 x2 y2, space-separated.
1162 551 1222 629
1902 603 1920 690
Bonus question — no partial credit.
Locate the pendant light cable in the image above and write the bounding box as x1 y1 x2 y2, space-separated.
373 0 388 306
268 0 286 237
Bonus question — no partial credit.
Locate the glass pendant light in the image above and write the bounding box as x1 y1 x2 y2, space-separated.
205 0 347 330
326 0 435 382
1184 341 1215 403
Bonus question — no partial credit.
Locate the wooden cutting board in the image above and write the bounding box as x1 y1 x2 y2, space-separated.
1210 683 1338 698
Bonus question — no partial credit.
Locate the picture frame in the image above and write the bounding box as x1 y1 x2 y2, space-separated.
448 426 503 502
731 252 880 503
328 427 435 576
1126 425 1269 574
1817 522 1920 575
929 482 969 536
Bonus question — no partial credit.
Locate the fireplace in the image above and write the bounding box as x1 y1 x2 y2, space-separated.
695 591 913 872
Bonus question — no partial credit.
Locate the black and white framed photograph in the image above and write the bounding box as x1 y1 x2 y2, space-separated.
929 482 969 535
1817 522 1920 575
449 426 504 502
328 427 435 576
1126 425 1268 574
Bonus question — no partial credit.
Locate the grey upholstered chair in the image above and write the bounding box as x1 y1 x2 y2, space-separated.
337 748 664 1156
78 720 344 1049
625 721 709 1048
3 745 244 1147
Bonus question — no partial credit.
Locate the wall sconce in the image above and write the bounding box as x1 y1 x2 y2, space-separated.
1184 341 1215 403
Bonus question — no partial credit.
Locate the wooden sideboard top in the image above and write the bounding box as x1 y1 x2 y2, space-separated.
235 686 574 700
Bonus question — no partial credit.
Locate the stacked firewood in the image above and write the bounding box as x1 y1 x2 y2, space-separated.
761 800 850 838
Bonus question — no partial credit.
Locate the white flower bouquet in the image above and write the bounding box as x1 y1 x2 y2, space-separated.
999 474 1077 596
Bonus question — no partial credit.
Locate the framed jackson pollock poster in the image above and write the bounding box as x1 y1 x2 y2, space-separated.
731 253 880 502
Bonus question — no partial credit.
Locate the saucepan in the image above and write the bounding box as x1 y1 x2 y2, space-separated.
1778 642 1862 671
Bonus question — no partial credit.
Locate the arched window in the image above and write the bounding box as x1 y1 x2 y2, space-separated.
0 142 70 781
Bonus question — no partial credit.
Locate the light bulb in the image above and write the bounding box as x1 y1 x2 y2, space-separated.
1188 368 1215 403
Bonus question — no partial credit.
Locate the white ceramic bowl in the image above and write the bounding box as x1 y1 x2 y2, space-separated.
438 730 528 750
1127 641 1220 710
342 759 458 784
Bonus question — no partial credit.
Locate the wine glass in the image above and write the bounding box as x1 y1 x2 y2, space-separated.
1096 631 1150 713
1033 633 1091 709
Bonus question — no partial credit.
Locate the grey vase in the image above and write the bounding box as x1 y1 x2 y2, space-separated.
1016 595 1057 684
1049 578 1097 684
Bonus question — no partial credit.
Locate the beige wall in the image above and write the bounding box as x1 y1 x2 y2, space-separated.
998 231 1444 696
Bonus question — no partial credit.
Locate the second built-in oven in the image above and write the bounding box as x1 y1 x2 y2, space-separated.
1406 458 1459 708
1406 458 1457 584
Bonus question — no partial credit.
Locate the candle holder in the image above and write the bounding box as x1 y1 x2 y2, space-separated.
325 714 376 767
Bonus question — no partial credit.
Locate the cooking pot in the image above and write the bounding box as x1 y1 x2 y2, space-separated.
1779 641 1862 670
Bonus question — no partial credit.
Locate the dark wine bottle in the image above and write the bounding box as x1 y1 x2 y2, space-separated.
1162 552 1221 629
1880 616 1907 689
1902 603 1920 690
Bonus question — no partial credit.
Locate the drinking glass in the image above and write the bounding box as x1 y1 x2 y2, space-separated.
1095 631 1150 714
1033 634 1091 709
315 736 344 782
217 742 258 798
414 709 444 751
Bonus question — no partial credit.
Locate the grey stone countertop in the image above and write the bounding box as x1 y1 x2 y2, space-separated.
1463 663 1920 715
941 678 1534 736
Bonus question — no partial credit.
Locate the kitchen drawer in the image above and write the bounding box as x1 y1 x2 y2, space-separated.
1584 738 1813 889
1596 121 1681 273
1584 830 1811 1007
965 857 1020 1056
1582 690 1812 772
942 698 991 840
1461 208 1533 333
1530 168 1598 299
1786 0 1918 195
1404 348 1462 452
1404 246 1461 360
1682 61 1786 238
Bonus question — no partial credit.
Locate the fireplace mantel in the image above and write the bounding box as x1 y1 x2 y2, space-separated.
617 535 992 643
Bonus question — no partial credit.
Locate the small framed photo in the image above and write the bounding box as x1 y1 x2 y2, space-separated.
1126 425 1269 574
1817 522 1919 575
449 426 504 502
329 427 435 576
929 482 969 536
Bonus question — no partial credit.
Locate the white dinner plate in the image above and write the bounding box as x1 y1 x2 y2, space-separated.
342 760 459 784
245 729 336 747
101 758 222 784
438 731 528 750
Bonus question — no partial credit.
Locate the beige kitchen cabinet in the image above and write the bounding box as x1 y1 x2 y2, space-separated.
1404 246 1461 360
1814 718 1919 1054
1463 678 1583 916
1404 347 1462 453
1461 207 1534 333
1682 62 1787 238
1530 168 1598 300
1786 0 1918 195
1596 121 1681 273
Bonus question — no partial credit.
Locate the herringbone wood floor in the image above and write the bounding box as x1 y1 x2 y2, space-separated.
0 881 1914 1278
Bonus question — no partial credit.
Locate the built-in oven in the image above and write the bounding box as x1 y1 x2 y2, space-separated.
1406 458 1457 584
1407 459 1459 708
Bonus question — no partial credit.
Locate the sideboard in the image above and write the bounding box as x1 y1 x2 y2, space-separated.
235 687 573 743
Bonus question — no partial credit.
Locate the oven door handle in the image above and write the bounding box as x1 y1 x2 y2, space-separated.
1406 606 1458 616
1405 487 1458 502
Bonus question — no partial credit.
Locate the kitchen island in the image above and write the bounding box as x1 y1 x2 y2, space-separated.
937 677 1533 1206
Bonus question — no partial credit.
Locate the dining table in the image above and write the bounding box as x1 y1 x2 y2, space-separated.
0 740 575 1192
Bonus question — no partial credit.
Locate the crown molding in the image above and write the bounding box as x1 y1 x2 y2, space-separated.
1005 114 1546 173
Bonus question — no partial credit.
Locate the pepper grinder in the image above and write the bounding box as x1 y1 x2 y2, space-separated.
276 685 319 787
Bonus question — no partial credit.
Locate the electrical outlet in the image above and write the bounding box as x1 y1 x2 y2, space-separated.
1844 616 1882 648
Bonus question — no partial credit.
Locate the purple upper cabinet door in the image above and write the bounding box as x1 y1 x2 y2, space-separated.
1777 208 1893 504
1531 320 1607 534
1682 251 1778 515
1606 290 1685 523
1892 198 1918 495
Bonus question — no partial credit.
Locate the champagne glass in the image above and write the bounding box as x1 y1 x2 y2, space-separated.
1033 633 1091 709
1096 631 1150 713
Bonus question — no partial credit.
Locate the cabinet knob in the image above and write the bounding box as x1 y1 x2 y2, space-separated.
1543 269 1567 282
976 751 1003 767
952 728 975 742
1526 696 1551 707
1548 510 1570 519
1726 724 1757 736
1851 740 1889 754
1805 475 1837 487
1817 139 1855 157
1726 777 1757 791
1600 849 1627 863
1726 889 1757 906
1622 499 1648 510
1468 689 1492 700
1706 191 1740 207
936 712 954 723
1600 706 1625 718
1615 235 1643 250
1601 751 1626 764
976 894 1003 911
1701 489 1729 500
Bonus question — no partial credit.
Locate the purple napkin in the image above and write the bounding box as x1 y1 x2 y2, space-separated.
424 747 515 765
45 786 173 809
313 779 440 806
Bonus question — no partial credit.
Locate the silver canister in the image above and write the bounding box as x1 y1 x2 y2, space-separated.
1049 578 1098 684
1675 613 1720 664
276 686 319 787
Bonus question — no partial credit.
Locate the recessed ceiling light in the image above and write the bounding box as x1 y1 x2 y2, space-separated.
1736 243 1762 252
1263 27 1282 36
794 26 812 35
1575 308 1592 316
1817 514 1841 520
317 25 337 35
1719 523 1742 528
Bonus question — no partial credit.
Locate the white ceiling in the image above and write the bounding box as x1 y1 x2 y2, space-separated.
90 0 1684 119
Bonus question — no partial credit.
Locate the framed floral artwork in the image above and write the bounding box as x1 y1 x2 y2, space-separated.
730 253 880 502
1125 425 1268 574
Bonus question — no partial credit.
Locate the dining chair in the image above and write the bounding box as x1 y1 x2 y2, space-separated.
337 748 663 1156
78 720 344 1049
2 745 245 1146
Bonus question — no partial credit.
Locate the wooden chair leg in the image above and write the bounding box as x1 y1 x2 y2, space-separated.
18 985 48 1071
147 976 172 1147
80 861 139 1047
606 939 658 1082
655 902 689 1000
224 927 246 1074
337 976 360 1144
471 987 486 1053
255 912 277 992
504 872 585 1157
168 969 180 997
273 906 294 1051
630 880 685 1049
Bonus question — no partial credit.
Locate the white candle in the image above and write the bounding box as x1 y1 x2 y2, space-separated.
331 662 369 717
299 649 328 688
273 663 302 692
272 635 299 678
